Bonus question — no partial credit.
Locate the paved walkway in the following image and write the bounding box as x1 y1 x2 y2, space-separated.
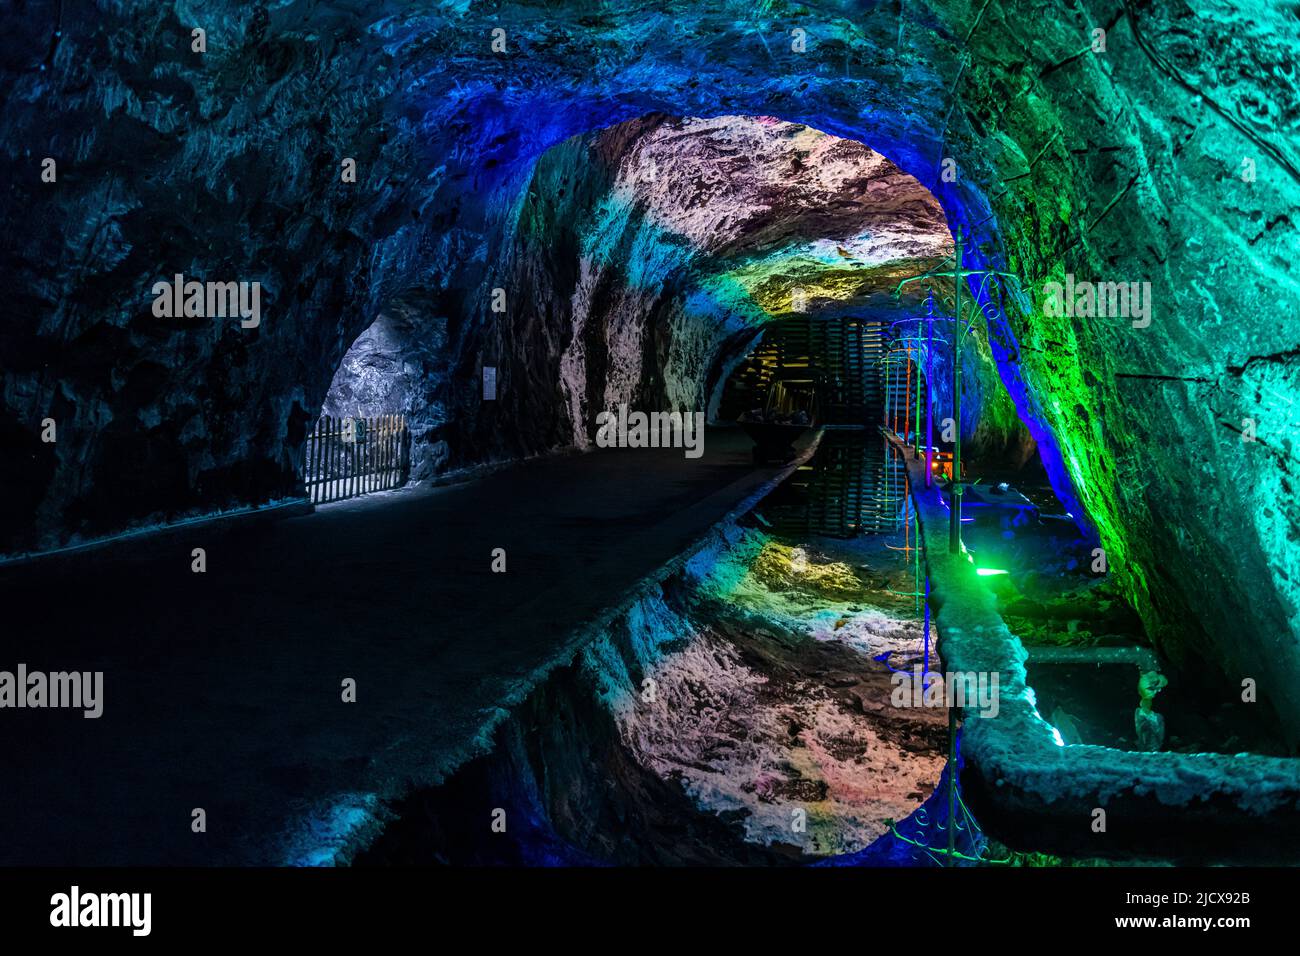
0 428 796 864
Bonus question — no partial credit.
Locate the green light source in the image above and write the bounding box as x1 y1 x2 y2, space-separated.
975 567 1009 576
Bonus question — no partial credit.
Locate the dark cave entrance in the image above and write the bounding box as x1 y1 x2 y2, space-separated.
304 313 416 504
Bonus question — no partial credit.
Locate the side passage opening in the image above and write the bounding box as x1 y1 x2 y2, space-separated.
304 414 410 505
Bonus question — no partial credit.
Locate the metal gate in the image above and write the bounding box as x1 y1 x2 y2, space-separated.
304 414 410 504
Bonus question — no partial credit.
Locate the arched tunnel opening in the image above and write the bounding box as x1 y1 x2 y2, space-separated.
342 116 975 864
2 0 1299 925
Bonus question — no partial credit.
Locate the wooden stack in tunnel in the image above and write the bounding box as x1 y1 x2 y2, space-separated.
747 317 904 537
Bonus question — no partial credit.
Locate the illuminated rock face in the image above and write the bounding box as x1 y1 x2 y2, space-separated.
2 2 1299 738
316 113 957 473
499 115 954 453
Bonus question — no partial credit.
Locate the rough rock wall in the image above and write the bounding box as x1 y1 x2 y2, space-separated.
949 1 1300 737
502 114 954 451
323 113 955 475
2 1 1298 737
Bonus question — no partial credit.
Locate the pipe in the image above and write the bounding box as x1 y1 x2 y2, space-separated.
949 229 963 553
925 288 934 488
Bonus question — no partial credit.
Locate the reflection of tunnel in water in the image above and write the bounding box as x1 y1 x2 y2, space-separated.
357 515 961 866
758 431 906 539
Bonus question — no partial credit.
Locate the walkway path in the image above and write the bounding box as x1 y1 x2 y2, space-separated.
0 428 798 864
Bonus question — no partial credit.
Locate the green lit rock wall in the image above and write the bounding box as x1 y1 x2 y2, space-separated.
952 2 1300 741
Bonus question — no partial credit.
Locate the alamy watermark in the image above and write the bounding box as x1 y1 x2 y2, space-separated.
50 886 150 936
0 664 103 718
1041 273 1150 328
594 405 705 459
891 665 1000 718
152 273 261 328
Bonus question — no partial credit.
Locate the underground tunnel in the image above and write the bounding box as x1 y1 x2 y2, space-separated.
1 0 1298 932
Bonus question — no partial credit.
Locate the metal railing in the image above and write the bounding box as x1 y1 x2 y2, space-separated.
304 414 409 504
